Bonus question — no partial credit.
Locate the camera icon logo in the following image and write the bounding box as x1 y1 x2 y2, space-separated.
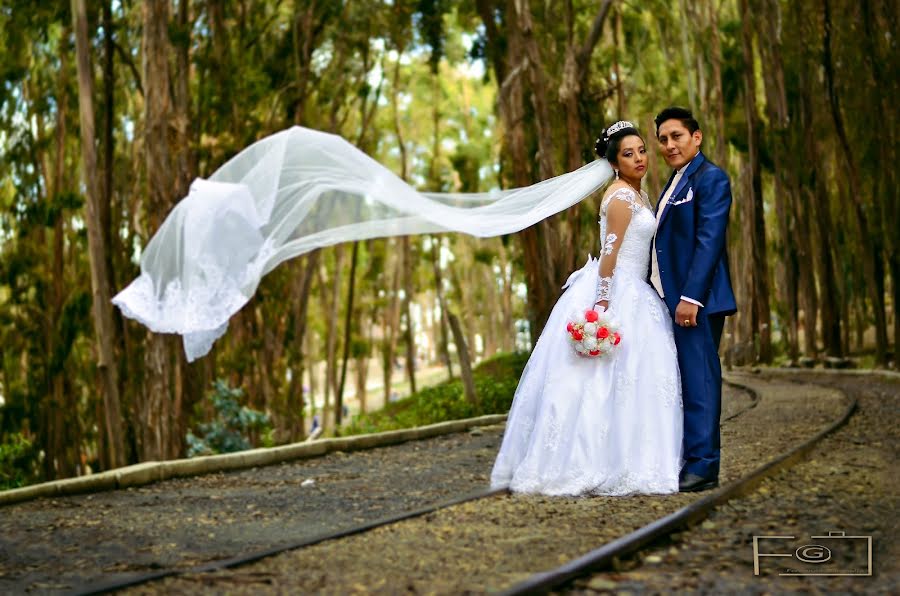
752 531 873 576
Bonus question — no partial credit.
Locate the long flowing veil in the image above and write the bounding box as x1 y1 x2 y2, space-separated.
112 126 614 361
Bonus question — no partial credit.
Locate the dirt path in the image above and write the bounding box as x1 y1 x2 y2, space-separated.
0 425 509 594
121 375 846 595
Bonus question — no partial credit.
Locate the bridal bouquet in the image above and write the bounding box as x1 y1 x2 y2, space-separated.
565 308 622 358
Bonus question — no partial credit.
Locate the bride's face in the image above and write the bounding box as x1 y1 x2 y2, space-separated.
615 135 647 180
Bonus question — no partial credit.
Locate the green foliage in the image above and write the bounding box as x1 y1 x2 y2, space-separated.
0 0 891 486
0 433 40 490
186 380 273 457
344 351 528 435
350 338 372 359
416 0 450 74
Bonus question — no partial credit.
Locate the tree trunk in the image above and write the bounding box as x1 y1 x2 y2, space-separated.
514 0 555 182
477 1 569 342
323 245 345 431
381 245 402 405
514 0 568 330
707 0 728 166
101 0 116 298
612 5 625 117
71 0 126 469
431 237 455 379
794 189 819 359
860 0 898 368
447 311 477 405
736 158 755 359
788 116 819 359
355 350 369 416
172 0 193 194
481 3 547 340
172 0 201 456
499 243 515 353
208 0 236 123
822 0 888 365
336 241 359 428
47 30 74 479
286 250 319 441
140 0 182 460
808 157 842 357
401 236 417 394
677 0 698 110
755 0 797 362
738 0 772 363
559 0 613 273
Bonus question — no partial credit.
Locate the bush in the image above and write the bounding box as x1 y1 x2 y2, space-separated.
343 351 529 436
186 379 273 457
0 433 41 490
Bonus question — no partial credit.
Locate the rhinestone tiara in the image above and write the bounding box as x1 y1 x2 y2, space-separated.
605 120 635 139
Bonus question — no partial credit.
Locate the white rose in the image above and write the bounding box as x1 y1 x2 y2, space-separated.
574 343 587 354
583 337 598 350
583 322 598 336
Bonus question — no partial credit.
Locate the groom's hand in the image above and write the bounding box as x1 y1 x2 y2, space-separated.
676 300 699 327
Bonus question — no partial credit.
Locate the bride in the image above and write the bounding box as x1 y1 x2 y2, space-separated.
112 118 680 497
490 121 683 496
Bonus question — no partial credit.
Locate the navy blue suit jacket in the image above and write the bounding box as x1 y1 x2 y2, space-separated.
654 152 737 317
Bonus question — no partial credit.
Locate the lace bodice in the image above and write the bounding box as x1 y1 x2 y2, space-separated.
599 187 655 278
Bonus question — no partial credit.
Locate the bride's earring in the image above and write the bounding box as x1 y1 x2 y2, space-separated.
614 169 619 180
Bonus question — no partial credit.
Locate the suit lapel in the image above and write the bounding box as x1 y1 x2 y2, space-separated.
658 152 706 229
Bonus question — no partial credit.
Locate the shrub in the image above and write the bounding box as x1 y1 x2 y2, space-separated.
0 433 41 490
186 379 273 457
343 351 529 435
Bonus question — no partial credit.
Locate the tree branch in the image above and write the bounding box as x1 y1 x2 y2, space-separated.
112 39 143 97
576 0 615 71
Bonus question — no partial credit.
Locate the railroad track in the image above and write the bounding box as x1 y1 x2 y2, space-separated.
500 378 856 595
0 373 861 595
57 373 862 595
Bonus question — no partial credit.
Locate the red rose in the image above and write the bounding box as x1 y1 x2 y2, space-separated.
566 322 574 333
597 326 610 339
585 309 599 323
572 330 584 341
589 349 600 356
613 332 621 345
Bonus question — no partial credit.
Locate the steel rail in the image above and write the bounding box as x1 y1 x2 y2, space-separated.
75 486 507 595
499 379 856 595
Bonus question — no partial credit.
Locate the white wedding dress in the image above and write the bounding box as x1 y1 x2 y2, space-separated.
491 187 683 496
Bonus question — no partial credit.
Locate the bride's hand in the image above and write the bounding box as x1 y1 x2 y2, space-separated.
594 300 609 313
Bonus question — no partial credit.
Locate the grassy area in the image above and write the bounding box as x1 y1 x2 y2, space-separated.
342 352 530 436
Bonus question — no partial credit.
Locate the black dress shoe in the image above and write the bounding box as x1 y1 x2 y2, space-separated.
679 473 718 492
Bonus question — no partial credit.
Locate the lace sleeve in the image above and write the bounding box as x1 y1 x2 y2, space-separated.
600 187 642 217
596 187 637 305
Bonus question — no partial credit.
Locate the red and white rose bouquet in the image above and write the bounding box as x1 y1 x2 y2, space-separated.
565 308 622 358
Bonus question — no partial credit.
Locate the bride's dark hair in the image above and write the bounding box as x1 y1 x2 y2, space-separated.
595 122 642 164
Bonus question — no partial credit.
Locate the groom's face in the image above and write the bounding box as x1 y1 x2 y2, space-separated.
657 119 702 170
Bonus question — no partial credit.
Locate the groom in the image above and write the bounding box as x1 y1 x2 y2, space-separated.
651 107 737 492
